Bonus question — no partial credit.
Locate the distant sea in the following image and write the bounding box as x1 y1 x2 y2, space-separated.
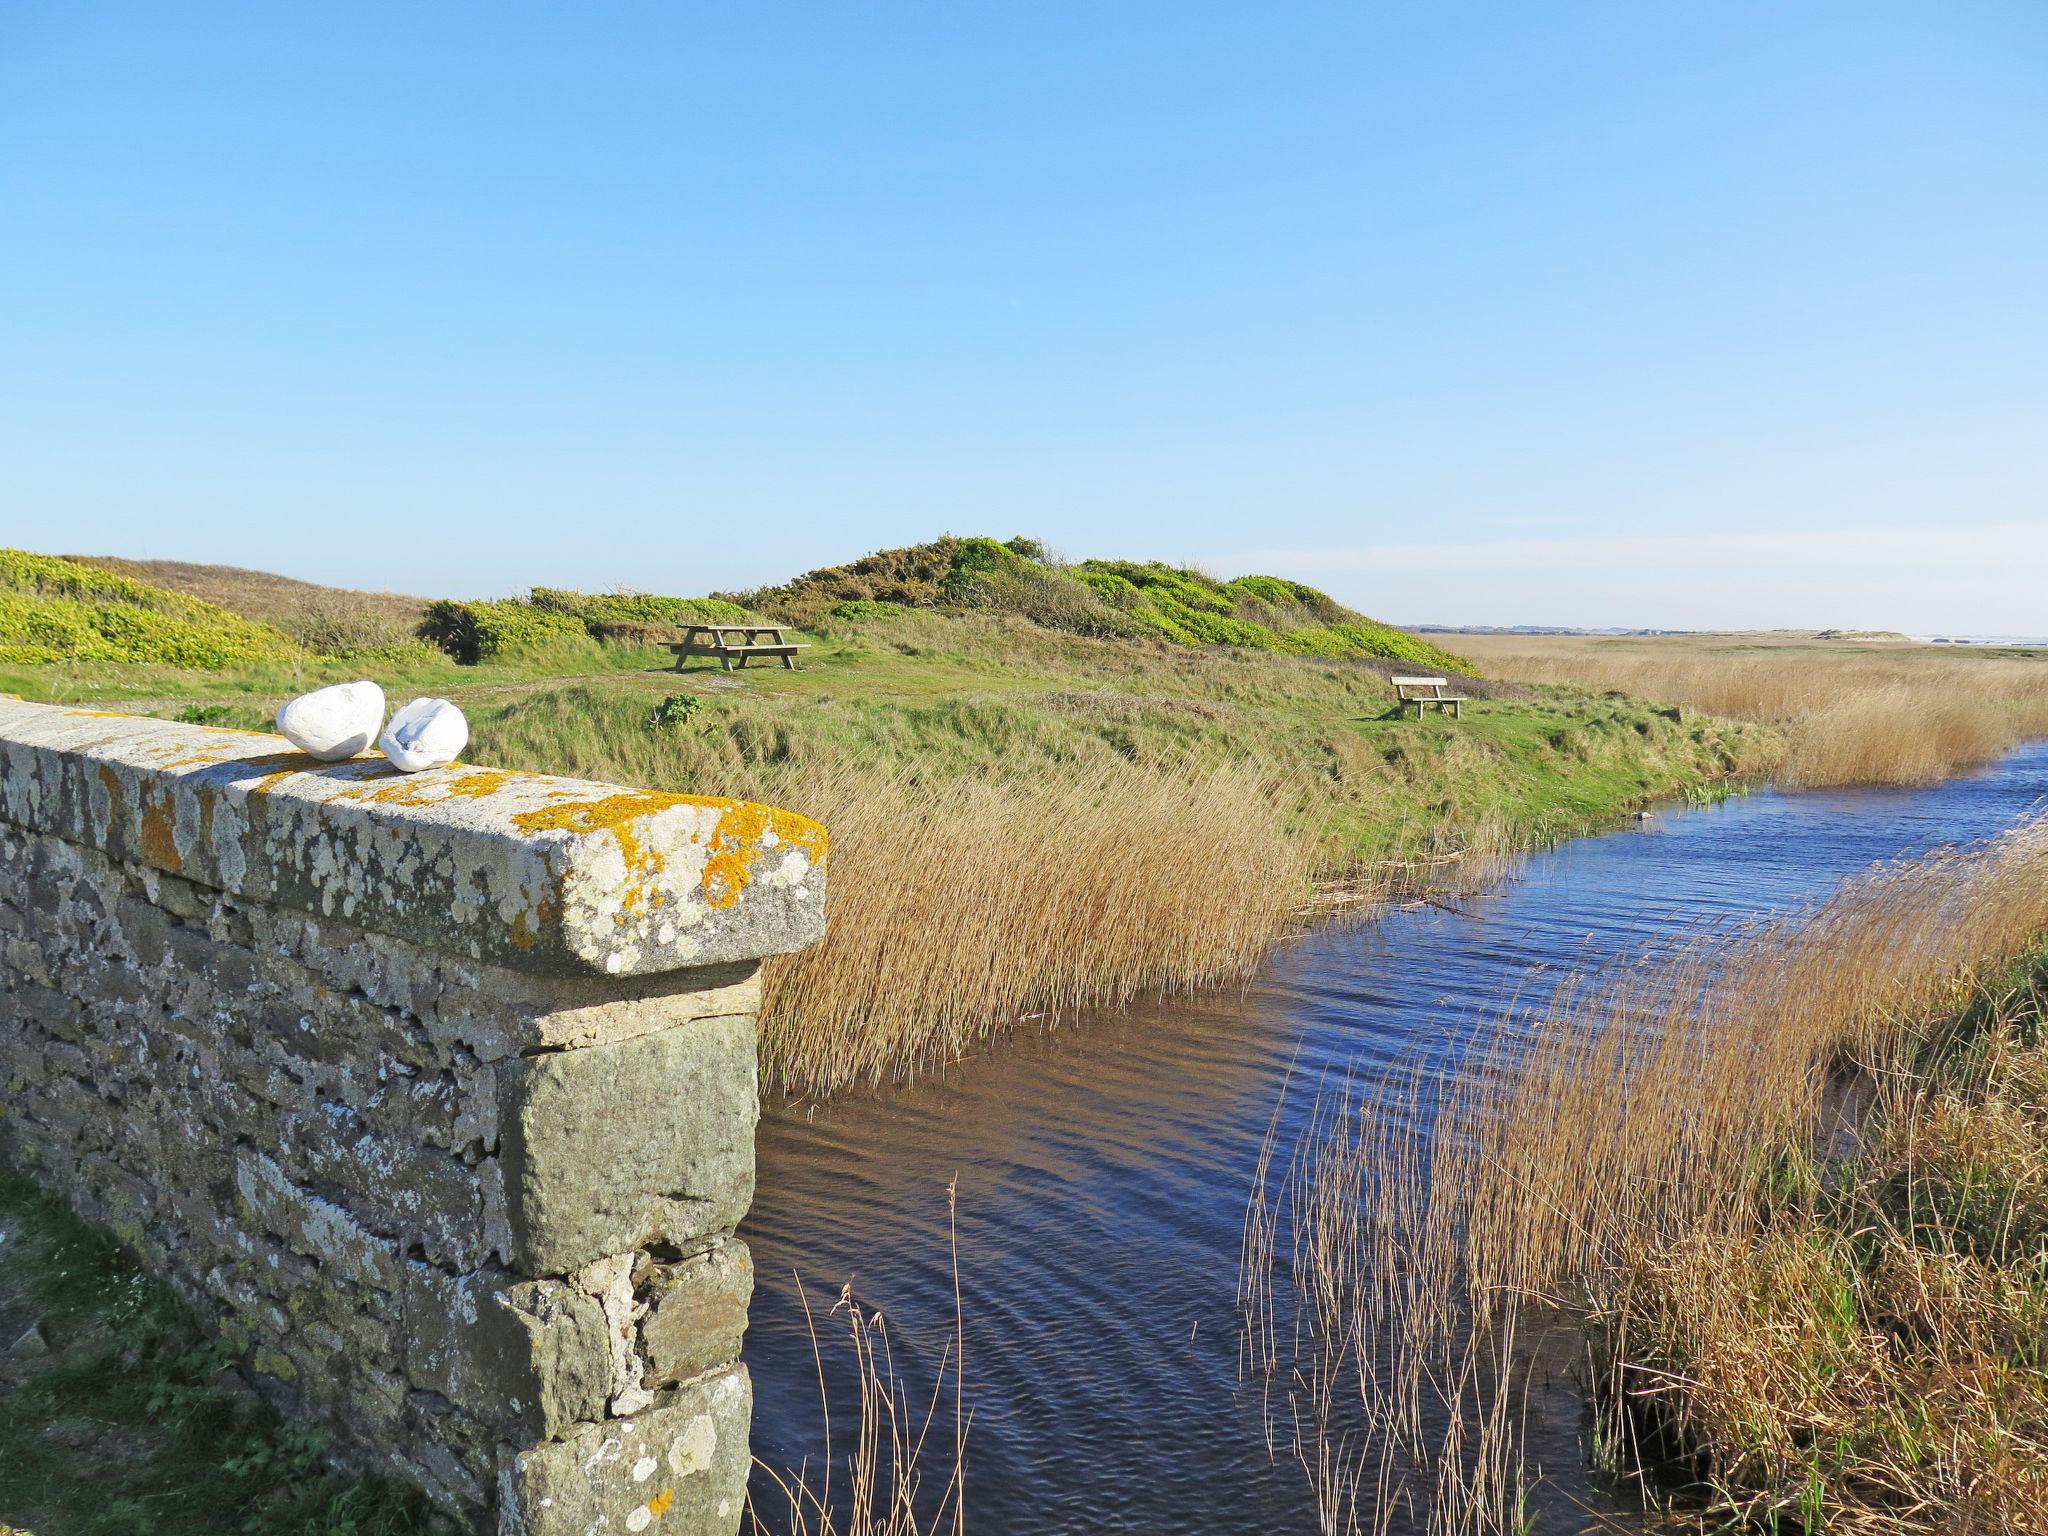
1908 634 2048 648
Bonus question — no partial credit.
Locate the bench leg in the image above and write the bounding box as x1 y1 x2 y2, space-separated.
782 652 797 671
720 654 734 673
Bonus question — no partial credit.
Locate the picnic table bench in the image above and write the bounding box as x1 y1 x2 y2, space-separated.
668 624 810 673
1391 675 1470 720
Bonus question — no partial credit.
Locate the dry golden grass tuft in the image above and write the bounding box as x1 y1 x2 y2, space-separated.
1454 634 2048 787
1244 819 2048 1534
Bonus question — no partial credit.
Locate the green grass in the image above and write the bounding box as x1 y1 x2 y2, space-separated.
0 1172 446 1536
1 610 1765 875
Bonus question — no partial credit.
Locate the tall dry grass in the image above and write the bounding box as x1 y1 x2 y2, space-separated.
752 1182 968 1536
1455 636 2048 787
752 755 1322 1094
1243 818 2048 1533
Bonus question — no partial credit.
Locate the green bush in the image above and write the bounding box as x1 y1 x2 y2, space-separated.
830 599 913 621
417 598 587 664
646 692 703 731
0 551 302 669
528 588 755 632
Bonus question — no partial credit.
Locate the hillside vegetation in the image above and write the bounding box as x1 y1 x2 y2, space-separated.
67 555 431 657
737 535 1476 672
0 551 300 668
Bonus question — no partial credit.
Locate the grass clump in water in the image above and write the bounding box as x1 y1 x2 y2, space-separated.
0 1171 446 1536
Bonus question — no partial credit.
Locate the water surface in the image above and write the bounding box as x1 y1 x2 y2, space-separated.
742 743 2048 1533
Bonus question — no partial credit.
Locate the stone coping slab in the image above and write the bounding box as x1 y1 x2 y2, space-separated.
0 697 827 977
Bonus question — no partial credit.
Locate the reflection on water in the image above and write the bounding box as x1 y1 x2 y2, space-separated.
741 745 2048 1534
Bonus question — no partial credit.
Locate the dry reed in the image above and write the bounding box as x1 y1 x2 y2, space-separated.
751 1183 968 1536
748 755 1324 1094
1243 818 2048 1533
1455 636 2048 788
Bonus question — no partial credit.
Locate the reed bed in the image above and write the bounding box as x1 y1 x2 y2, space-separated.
1454 637 2048 787
1243 818 2048 1533
751 755 1321 1093
469 659 1743 1094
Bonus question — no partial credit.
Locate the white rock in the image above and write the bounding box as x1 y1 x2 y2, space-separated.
380 696 468 773
275 680 385 761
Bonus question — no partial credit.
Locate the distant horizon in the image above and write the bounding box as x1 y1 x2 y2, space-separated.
40 536 2048 647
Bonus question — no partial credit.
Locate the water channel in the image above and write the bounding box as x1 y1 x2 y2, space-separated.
741 742 2048 1533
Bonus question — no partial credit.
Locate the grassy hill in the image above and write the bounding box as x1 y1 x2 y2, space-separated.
737 535 1476 673
68 555 432 657
0 537 1783 1093
0 550 302 668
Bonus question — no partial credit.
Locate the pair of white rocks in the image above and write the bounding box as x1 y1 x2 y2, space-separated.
274 682 468 773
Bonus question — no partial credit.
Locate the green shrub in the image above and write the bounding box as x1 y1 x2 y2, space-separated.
830 599 913 621
528 588 755 631
417 598 586 663
646 692 703 731
0 551 301 669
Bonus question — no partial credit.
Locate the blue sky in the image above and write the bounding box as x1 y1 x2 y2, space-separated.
2 2 2042 631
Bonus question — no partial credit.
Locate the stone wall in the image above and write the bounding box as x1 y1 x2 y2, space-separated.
0 698 827 1535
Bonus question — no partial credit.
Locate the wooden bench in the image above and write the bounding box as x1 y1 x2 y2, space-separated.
667 624 811 673
1391 675 1470 720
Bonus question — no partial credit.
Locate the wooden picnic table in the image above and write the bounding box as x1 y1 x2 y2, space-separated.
668 624 810 673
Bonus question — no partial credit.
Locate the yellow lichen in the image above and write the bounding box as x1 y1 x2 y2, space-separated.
648 1488 675 1518
324 767 521 808
511 789 827 913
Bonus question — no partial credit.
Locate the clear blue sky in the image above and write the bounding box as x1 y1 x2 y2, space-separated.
2 2 2042 631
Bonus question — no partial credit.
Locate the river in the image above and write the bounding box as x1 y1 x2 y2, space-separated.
739 742 2048 1534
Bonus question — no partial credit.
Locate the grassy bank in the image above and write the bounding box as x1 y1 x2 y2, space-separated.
5 603 1766 1093
0 1172 444 1536
1608 951 2048 1529
1455 631 2048 787
1245 819 2048 1533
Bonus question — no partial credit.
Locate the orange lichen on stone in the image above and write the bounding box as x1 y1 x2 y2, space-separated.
139 793 182 873
62 709 138 719
96 765 123 823
648 1488 675 1518
512 790 678 911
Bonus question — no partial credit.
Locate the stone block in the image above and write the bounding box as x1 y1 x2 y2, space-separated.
499 1368 751 1536
404 1264 612 1442
639 1241 753 1389
498 1017 757 1275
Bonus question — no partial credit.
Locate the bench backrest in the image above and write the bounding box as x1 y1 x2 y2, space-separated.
1390 675 1449 698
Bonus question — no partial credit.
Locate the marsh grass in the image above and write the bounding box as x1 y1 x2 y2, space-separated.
1244 820 2048 1534
1456 635 2048 787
